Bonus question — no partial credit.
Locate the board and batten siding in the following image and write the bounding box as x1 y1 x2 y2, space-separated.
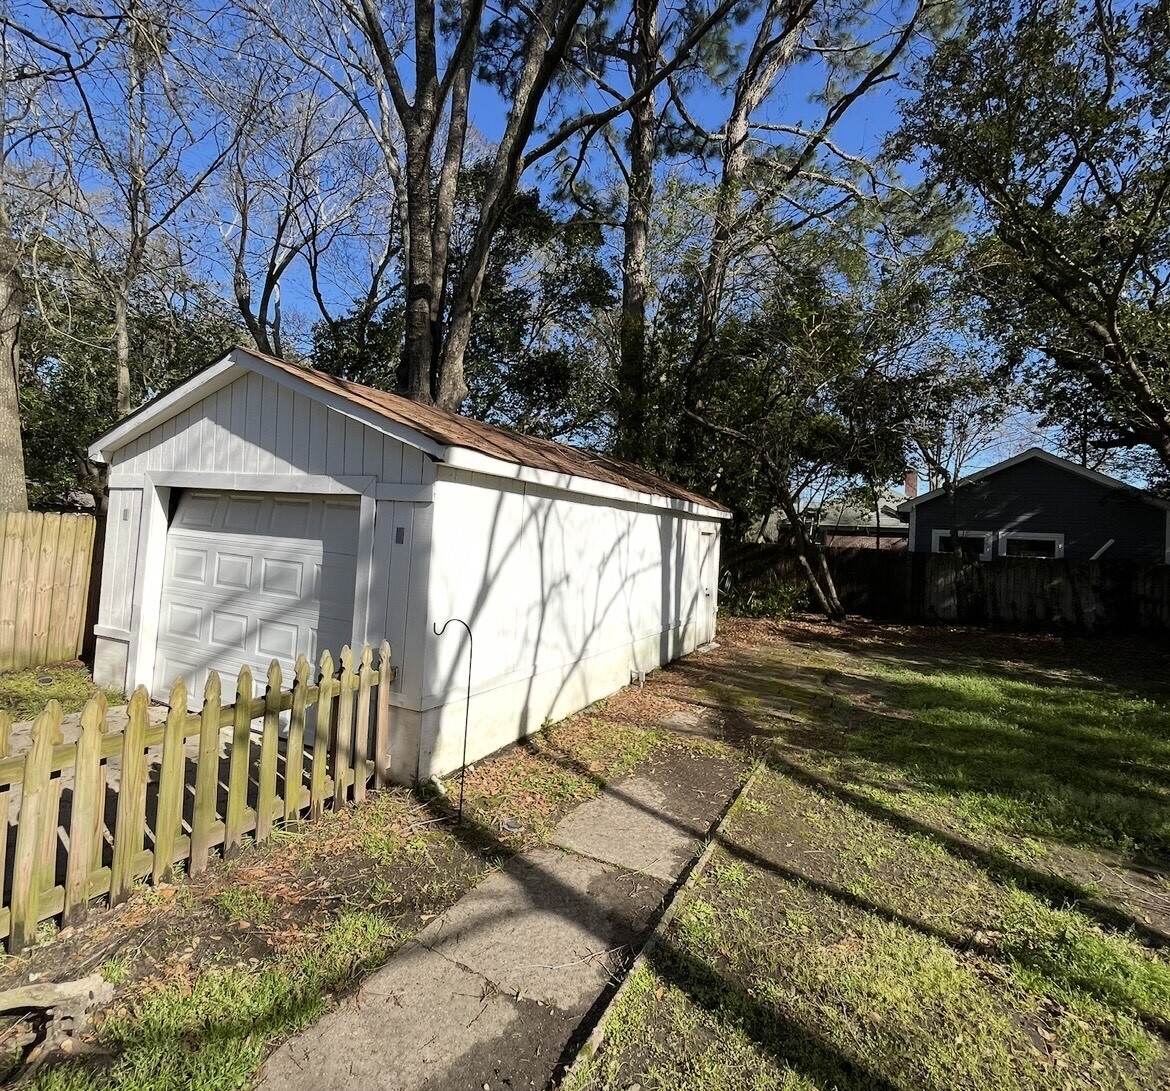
412 466 720 776
911 460 1166 563
93 369 435 701
113 371 431 484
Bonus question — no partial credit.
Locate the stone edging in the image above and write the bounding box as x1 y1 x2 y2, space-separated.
558 753 769 1086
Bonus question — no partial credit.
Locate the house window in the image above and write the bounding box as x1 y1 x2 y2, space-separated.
931 530 992 561
1000 532 1064 559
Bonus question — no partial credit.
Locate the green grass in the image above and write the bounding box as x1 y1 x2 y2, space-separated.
28 909 406 1091
213 886 275 926
577 628 1170 1091
577 767 1170 1090
847 667 1170 853
0 664 122 721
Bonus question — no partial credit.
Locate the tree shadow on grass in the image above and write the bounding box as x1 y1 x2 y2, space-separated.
639 938 907 1091
677 628 1170 867
766 749 1170 950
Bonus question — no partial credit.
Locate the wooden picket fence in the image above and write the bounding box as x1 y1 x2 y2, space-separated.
0 511 97 672
0 642 395 953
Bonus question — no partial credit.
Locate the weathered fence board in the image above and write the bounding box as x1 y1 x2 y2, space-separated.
0 642 395 952
724 543 1170 632
0 512 97 672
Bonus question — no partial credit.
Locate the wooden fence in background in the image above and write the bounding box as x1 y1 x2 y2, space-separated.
723 543 1170 632
0 642 395 953
0 512 97 672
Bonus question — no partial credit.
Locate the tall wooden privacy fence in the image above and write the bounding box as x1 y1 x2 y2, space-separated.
0 512 97 671
723 543 1170 632
0 642 394 953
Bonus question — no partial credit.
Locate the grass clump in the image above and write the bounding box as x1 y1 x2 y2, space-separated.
0 665 122 721
997 890 1170 1032
213 885 275 926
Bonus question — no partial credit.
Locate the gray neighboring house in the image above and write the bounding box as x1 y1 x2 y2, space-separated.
899 447 1170 563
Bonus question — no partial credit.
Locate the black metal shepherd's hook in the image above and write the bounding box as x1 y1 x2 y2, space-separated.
432 617 473 822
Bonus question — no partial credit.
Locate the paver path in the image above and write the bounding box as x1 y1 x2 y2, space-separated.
259 737 748 1091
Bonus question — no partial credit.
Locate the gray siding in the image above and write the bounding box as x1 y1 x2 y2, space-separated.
109 371 433 486
911 460 1166 562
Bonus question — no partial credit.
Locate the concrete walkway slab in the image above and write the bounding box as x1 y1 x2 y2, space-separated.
550 746 744 880
418 848 664 1013
261 940 553 1090
549 775 694 880
259 744 749 1091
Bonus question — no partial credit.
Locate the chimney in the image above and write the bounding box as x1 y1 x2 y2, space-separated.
904 469 918 500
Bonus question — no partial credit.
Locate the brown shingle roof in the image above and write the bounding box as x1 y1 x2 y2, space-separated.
247 349 729 513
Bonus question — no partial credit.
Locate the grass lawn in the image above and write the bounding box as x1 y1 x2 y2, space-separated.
570 618 1170 1091
0 664 122 722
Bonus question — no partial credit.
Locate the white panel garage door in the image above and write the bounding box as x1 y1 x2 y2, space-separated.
153 491 360 702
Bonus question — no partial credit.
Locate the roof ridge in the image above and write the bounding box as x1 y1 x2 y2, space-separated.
239 347 729 514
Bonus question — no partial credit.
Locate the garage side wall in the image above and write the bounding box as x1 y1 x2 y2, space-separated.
93 370 434 699
411 469 722 778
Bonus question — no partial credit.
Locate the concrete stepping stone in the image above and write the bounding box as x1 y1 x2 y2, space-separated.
550 747 745 880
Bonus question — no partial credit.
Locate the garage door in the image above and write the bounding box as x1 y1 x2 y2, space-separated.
153 491 360 703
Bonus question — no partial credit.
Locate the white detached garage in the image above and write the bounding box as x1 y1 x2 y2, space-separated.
89 347 729 781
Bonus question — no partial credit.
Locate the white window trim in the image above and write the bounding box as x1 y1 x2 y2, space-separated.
931 529 993 561
998 531 1065 558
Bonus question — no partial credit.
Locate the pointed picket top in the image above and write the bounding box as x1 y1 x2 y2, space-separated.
340 644 354 675
235 663 253 702
319 649 334 684
294 654 310 687
80 691 109 737
360 644 373 675
168 675 187 716
153 677 188 887
379 640 391 671
128 685 150 718
267 658 282 693
204 669 222 705
30 699 64 751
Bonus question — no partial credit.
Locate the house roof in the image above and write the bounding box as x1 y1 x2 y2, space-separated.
816 487 909 532
897 447 1170 512
91 346 731 516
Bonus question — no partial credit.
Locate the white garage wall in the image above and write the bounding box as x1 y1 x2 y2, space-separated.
413 467 720 777
90 355 726 785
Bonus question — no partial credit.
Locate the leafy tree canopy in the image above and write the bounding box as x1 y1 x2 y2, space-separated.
20 250 243 509
899 0 1170 469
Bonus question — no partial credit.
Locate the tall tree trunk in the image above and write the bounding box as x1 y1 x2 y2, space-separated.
614 0 658 463
693 0 811 370
113 288 132 418
427 4 478 401
402 132 437 403
774 474 845 620
0 221 27 512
